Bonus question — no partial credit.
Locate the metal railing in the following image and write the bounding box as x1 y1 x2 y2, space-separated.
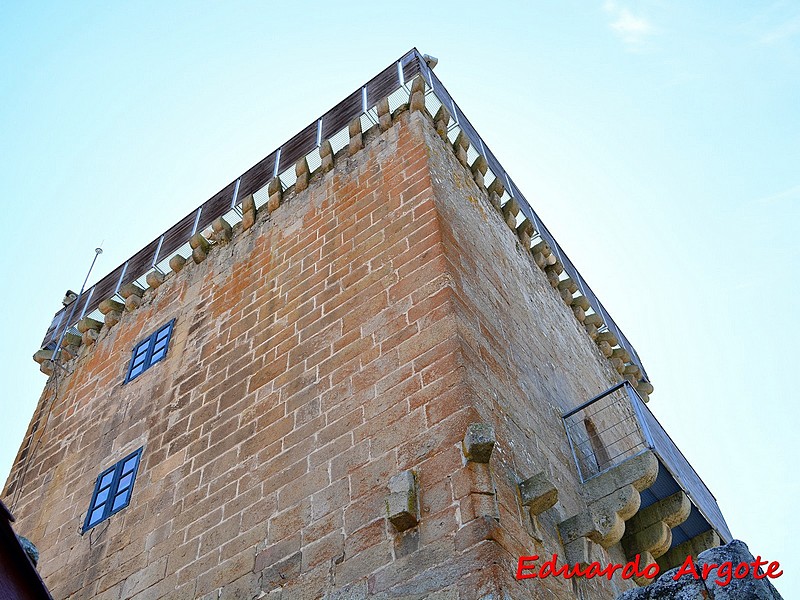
563 382 650 482
40 48 647 386
563 382 731 542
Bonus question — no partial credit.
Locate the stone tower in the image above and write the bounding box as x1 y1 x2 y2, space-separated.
3 50 733 599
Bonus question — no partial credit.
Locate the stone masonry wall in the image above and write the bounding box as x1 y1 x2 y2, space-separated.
422 106 638 599
4 101 643 599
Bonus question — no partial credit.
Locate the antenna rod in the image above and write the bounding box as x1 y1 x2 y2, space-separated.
52 247 103 365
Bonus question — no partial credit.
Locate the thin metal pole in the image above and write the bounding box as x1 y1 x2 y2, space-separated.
562 417 585 483
152 235 165 268
114 261 128 295
625 381 655 449
230 178 241 209
52 247 103 363
273 148 282 179
78 287 94 320
190 207 203 237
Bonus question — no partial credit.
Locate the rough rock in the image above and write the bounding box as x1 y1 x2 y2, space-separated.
616 540 783 599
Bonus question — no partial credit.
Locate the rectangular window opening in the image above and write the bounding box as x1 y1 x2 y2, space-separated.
124 319 175 383
82 447 143 533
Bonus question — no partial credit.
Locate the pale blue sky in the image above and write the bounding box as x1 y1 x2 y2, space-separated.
1 1 797 595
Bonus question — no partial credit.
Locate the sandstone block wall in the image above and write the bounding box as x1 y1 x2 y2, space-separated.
4 103 646 599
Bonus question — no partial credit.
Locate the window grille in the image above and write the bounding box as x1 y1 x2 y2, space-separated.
125 319 175 382
82 447 142 532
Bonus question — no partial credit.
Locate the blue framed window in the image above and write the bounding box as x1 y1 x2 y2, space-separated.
82 447 142 532
125 319 175 383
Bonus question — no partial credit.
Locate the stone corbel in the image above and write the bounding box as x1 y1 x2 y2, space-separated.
557 450 658 566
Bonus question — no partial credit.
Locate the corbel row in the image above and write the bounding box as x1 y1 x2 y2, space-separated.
462 423 562 535
32 212 236 376
619 490 691 585
656 529 721 573
557 450 659 573
382 422 716 589
32 79 430 377
426 95 656 402
526 241 653 402
385 422 502 535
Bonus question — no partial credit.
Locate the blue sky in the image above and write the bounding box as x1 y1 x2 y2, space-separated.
1 1 797 595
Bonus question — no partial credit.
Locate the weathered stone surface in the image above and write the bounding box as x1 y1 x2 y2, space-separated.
104 309 122 327
82 328 99 346
598 340 614 357
348 117 363 156
241 193 256 214
191 245 208 264
320 139 334 172
658 530 720 572
118 282 144 299
386 470 419 531
98 298 124 315
433 105 450 141
517 219 534 248
470 155 488 189
582 451 658 502
453 131 469 167
124 294 142 312
597 331 619 347
61 332 81 348
32 349 53 364
612 348 632 364
267 177 282 212
409 75 426 113
377 97 392 132
622 492 690 561
294 158 310 193
558 278 577 294
211 217 233 243
462 422 495 463
572 295 590 311
545 267 561 287
572 305 587 322
241 209 256 231
145 270 165 289
617 540 784 600
169 254 186 273
189 233 210 263
10 103 702 600
559 452 659 566
501 198 519 230
519 472 558 515
585 313 604 327
637 381 655 396
76 317 103 333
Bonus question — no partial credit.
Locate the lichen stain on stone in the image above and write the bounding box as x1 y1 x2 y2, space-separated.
465 194 489 222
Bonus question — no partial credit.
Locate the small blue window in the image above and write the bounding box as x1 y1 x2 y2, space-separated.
82 447 142 532
125 319 175 383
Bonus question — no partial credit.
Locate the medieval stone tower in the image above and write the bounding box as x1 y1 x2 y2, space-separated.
3 50 734 599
